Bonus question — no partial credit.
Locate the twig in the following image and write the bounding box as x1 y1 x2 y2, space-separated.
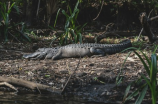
36 82 41 94
137 28 143 41
150 15 158 21
93 0 104 20
0 82 18 91
8 32 21 43
36 0 41 17
61 57 81 94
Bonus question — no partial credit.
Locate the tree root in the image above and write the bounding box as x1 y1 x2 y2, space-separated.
139 12 158 43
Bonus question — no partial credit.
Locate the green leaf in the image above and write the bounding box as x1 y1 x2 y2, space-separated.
23 33 31 42
134 51 150 76
62 10 69 19
78 23 87 32
79 33 82 43
116 51 132 85
125 88 139 101
140 51 151 68
13 4 20 14
135 85 148 104
150 54 157 82
74 0 79 11
8 2 15 14
45 75 50 77
123 83 132 100
70 29 76 42
54 8 61 27
153 45 158 53
141 74 152 90
68 5 72 15
0 10 6 21
116 75 123 85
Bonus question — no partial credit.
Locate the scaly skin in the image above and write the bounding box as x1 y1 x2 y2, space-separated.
23 39 132 60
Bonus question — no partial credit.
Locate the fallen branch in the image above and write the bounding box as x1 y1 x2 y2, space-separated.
0 76 62 94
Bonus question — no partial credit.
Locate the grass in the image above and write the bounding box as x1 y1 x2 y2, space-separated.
116 46 158 104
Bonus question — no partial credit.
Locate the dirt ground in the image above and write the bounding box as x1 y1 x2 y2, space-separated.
0 40 153 103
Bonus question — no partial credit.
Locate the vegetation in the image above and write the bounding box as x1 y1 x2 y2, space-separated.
0 1 30 42
117 47 158 104
1 0 158 103
0 0 158 42
53 0 86 45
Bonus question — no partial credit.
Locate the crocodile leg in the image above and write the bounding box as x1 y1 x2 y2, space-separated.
52 49 62 60
45 51 58 59
90 47 105 56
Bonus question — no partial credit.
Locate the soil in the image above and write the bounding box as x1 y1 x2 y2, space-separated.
0 38 154 103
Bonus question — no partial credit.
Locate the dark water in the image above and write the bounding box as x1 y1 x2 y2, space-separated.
0 92 105 104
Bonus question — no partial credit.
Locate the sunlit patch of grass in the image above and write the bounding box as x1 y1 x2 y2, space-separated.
132 41 145 48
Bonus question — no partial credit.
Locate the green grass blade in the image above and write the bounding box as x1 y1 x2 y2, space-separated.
5 13 9 26
135 85 148 104
77 23 87 32
68 5 72 15
116 51 132 85
134 51 150 75
140 51 151 68
78 33 82 43
65 21 70 29
150 54 157 82
74 9 79 21
62 10 69 19
8 2 15 14
124 47 151 72
121 47 137 53
153 45 158 53
70 29 77 43
141 74 152 89
13 4 20 14
150 54 157 103
0 8 6 21
123 82 132 100
54 8 61 27
141 74 156 104
125 87 139 101
49 26 55 30
74 0 79 9
70 8 79 20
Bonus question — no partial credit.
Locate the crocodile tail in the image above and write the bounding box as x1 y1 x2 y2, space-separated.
106 39 132 54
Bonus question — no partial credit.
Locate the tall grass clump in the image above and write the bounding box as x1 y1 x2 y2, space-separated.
0 2 30 42
116 47 158 104
51 0 86 45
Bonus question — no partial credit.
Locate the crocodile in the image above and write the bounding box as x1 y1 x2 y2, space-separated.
23 39 132 60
